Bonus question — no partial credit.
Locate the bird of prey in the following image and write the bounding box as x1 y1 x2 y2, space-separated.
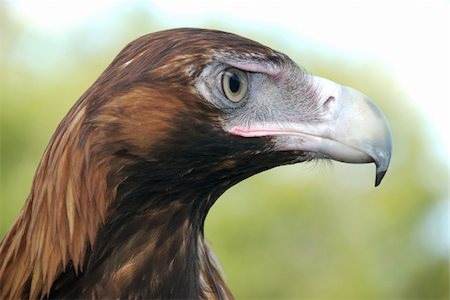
0 28 392 299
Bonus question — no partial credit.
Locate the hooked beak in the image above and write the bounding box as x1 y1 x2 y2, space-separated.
229 76 392 186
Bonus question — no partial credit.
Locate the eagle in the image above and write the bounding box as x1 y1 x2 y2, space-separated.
0 28 392 299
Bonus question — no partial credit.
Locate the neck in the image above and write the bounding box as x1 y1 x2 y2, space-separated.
47 169 233 299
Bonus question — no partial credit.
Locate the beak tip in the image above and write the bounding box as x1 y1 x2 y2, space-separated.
375 170 387 187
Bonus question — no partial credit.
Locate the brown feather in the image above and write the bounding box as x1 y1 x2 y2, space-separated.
0 28 287 299
0 97 116 298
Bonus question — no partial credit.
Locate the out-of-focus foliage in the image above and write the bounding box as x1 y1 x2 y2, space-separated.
0 3 448 299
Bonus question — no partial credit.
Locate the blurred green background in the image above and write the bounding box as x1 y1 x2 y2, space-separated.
1 1 448 299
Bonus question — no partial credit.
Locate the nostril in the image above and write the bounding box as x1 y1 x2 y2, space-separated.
323 96 335 110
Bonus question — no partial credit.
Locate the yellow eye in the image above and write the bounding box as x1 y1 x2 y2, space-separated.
221 68 248 102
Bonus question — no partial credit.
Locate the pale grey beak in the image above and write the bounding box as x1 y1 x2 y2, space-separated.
296 76 392 186
228 76 392 186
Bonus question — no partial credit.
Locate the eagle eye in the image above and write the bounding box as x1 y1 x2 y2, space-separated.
221 68 248 102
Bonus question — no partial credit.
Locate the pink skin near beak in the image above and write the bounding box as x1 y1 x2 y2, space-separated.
228 76 392 186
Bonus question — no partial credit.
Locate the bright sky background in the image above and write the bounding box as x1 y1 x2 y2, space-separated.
8 0 450 164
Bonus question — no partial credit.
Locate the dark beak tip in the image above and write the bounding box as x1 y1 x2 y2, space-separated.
375 170 387 187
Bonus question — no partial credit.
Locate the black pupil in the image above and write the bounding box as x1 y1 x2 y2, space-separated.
229 73 240 93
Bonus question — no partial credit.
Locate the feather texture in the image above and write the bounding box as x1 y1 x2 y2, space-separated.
0 28 295 299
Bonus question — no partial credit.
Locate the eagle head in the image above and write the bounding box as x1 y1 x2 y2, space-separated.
93 27 391 193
